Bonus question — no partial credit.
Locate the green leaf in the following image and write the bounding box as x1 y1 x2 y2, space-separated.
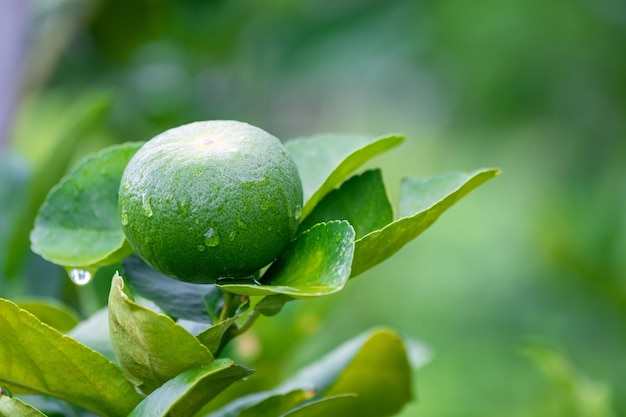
30 142 143 272
297 169 393 239
6 93 113 278
204 389 313 417
15 299 80 333
217 221 355 298
254 294 292 317
108 273 215 394
69 307 117 362
286 133 404 219
239 390 313 417
128 359 253 417
282 395 358 417
351 168 501 277
195 301 250 356
123 255 221 323
0 298 142 417
279 328 413 417
0 396 47 417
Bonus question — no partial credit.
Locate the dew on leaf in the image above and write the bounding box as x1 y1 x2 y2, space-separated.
68 268 92 286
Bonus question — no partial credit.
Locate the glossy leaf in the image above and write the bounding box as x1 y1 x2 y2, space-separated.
217 221 355 298
0 298 142 417
123 255 221 323
128 359 253 417
286 133 404 219
16 299 80 332
351 168 500 277
30 142 143 271
108 273 215 393
0 396 47 417
279 328 413 417
297 169 393 239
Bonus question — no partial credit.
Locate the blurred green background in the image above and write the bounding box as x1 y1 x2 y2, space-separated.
1 0 625 416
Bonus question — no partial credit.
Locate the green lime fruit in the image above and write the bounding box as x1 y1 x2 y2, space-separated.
118 120 303 283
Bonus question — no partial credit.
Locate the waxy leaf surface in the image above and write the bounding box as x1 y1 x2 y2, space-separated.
0 298 142 417
123 255 221 323
286 133 403 219
280 328 413 417
30 142 143 271
128 359 253 417
108 273 215 394
351 168 500 277
0 396 47 417
297 169 393 239
217 221 355 298
16 299 79 333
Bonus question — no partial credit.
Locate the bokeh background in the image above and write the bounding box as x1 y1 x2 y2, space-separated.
1 0 625 416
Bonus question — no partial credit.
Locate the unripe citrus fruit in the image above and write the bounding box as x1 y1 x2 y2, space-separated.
118 120 303 283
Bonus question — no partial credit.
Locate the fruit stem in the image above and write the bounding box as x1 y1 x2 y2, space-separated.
219 291 235 322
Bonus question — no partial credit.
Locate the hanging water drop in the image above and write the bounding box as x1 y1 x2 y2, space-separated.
68 268 92 285
142 192 153 217
204 228 220 247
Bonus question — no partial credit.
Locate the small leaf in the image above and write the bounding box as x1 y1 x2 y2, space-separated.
286 133 404 219
217 221 355 298
282 395 358 417
297 169 393 239
108 273 215 394
128 359 253 417
0 298 142 417
279 328 413 417
204 389 313 417
351 168 500 277
254 294 292 317
0 396 47 417
239 389 313 417
16 299 80 333
30 142 143 272
123 255 221 323
195 301 250 356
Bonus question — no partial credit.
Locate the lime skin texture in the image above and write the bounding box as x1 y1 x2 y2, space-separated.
119 120 304 284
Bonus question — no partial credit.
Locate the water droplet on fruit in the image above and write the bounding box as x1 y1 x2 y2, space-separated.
197 245 206 252
120 209 129 226
68 269 92 285
123 182 131 190
204 228 220 247
165 192 174 203
178 201 189 218
236 213 247 229
294 204 303 220
228 230 237 241
142 193 153 217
